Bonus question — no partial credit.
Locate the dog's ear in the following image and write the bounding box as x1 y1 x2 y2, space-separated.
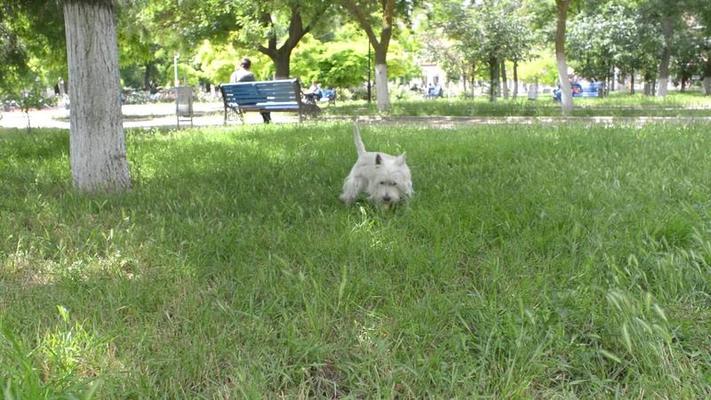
396 152 407 165
375 153 382 165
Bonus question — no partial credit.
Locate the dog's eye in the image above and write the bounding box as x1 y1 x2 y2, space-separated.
380 181 385 185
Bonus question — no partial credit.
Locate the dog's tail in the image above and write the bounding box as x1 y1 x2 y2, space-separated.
353 123 366 155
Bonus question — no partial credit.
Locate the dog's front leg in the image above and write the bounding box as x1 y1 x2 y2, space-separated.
339 175 365 205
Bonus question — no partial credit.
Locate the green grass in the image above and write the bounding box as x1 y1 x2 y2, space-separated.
1 122 711 398
327 91 711 118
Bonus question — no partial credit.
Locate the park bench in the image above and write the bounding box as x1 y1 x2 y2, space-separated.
220 78 320 124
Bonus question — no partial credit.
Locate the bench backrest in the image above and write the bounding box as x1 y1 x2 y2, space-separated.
221 79 301 106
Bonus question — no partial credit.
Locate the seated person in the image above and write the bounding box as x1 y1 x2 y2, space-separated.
304 82 322 103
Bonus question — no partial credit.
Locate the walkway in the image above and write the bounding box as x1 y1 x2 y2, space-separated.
2 102 710 130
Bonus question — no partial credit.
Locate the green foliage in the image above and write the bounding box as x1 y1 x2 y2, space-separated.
0 1 65 97
290 27 418 89
517 50 559 85
568 3 661 82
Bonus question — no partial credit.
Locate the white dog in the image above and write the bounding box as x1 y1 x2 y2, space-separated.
339 124 413 208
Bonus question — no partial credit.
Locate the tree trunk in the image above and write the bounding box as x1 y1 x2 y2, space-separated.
372 44 391 111
501 60 509 98
489 57 499 102
513 61 519 98
273 49 292 79
643 75 651 95
630 71 635 95
703 56 711 95
656 15 673 97
64 0 130 192
555 0 573 113
609 66 615 94
341 0 393 112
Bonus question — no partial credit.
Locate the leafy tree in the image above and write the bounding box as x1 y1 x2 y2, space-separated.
143 0 332 80
691 0 711 94
338 0 416 111
671 29 704 92
290 24 418 92
435 0 536 102
554 0 574 113
637 0 687 96
0 1 66 99
118 3 167 90
568 3 658 95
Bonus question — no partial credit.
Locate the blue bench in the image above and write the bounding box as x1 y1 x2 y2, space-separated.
219 78 319 124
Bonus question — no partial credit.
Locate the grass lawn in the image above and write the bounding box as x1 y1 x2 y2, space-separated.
326 91 711 118
1 122 710 398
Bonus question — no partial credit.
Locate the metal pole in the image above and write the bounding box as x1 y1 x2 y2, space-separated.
367 43 372 104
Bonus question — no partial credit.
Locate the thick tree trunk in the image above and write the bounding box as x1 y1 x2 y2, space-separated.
555 0 573 113
513 61 519 98
703 56 711 95
273 49 292 79
64 0 130 192
656 15 673 97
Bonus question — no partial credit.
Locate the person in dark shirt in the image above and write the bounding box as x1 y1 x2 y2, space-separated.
230 57 271 124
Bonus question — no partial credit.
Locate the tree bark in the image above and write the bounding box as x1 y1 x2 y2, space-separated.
555 0 573 113
257 5 328 80
656 15 673 97
630 71 635 95
273 48 293 79
373 46 390 111
703 56 711 96
64 0 130 192
501 60 509 99
488 57 499 102
513 61 519 98
341 0 394 112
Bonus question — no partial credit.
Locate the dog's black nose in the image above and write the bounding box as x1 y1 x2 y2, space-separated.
383 195 391 203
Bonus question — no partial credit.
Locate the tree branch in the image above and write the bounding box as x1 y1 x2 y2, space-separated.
341 1 379 48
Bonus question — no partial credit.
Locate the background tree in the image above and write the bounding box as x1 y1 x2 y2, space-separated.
0 1 66 109
568 3 656 95
339 0 415 112
637 0 685 97
671 29 704 92
554 0 574 113
143 0 332 80
692 0 711 94
434 0 535 102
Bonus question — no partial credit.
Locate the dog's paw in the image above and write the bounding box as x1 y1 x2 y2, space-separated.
339 193 355 205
